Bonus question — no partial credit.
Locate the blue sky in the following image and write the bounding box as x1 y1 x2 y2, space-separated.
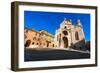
24 11 90 41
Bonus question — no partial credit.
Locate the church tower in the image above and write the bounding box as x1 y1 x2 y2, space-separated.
77 19 82 27
76 19 85 40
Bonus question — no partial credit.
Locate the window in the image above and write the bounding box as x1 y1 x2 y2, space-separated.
32 42 34 45
75 32 79 40
46 41 49 47
33 37 36 40
25 40 31 47
47 43 49 47
37 38 39 41
63 31 68 35
35 32 37 36
64 26 67 29
36 43 38 45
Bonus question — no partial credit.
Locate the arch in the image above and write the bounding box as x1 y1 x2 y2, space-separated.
63 37 68 48
63 31 68 35
33 37 36 40
25 40 31 47
75 32 79 40
36 43 38 45
46 41 49 47
32 42 34 45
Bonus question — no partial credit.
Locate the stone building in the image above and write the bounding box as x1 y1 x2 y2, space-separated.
24 18 85 50
24 28 56 49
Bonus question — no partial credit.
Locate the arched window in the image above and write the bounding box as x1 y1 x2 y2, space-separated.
36 43 38 45
75 32 79 40
35 32 37 36
46 41 49 47
32 42 34 45
63 31 68 35
25 40 31 47
33 37 36 40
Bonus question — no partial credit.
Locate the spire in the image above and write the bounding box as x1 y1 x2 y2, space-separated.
70 19 72 24
64 18 66 21
77 19 82 27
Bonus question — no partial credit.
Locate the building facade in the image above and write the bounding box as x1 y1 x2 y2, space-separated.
24 18 85 50
24 28 56 49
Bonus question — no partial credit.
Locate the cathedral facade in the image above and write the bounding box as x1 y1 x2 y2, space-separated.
54 18 85 49
24 18 85 50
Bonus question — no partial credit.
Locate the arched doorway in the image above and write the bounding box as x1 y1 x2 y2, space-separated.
25 40 31 47
63 37 68 48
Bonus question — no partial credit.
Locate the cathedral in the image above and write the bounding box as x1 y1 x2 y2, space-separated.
24 18 85 50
